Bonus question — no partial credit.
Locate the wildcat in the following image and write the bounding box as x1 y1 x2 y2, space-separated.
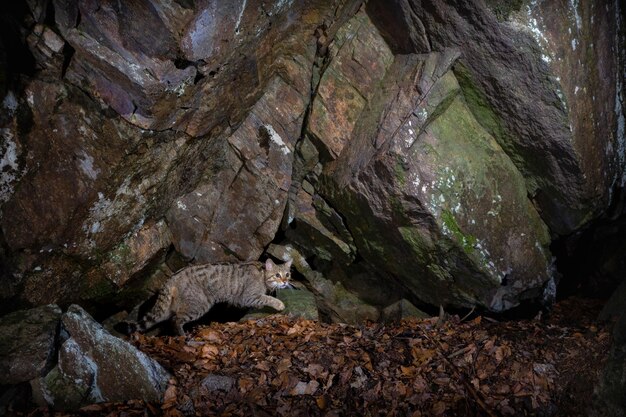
127 258 293 335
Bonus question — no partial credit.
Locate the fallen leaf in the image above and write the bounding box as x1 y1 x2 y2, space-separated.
289 380 319 396
200 344 219 358
277 357 292 374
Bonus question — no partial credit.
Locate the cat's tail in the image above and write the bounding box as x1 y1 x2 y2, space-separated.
122 285 176 334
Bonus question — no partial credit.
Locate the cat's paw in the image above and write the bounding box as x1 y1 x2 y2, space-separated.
275 300 286 311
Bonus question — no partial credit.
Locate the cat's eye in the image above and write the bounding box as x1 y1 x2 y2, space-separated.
275 273 281 278
286 273 290 278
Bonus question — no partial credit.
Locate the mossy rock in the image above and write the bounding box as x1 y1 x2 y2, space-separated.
242 286 319 321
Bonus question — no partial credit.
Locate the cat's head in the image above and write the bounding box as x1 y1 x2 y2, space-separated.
264 259 293 290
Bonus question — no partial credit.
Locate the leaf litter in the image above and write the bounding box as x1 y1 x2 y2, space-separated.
24 298 610 416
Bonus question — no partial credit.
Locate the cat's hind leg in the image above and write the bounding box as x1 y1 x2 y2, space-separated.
130 286 176 333
171 304 212 336
172 316 187 337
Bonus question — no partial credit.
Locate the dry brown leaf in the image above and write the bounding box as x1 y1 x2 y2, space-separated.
238 377 255 393
162 384 177 409
255 361 271 372
303 363 326 379
400 365 416 378
277 357 292 374
289 380 319 396
98 299 608 417
196 328 223 343
316 394 329 410
200 344 219 358
431 401 447 415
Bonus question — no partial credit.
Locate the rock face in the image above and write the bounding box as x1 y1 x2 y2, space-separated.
523 0 626 231
0 0 358 311
165 77 306 263
314 16 553 309
0 0 624 318
268 244 379 323
365 0 624 235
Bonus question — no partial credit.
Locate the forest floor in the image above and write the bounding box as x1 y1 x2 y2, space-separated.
27 297 610 417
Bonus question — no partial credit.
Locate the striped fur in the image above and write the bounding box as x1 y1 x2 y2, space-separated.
129 259 292 335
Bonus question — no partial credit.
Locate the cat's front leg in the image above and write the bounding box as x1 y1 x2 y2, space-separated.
252 294 285 311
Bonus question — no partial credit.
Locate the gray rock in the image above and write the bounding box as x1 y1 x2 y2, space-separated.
285 188 356 265
97 219 173 288
200 374 236 393
32 305 170 409
52 0 331 136
0 0 350 310
268 244 379 324
243 284 319 322
382 299 430 322
318 39 553 311
308 9 394 159
307 274 380 324
0 304 61 385
26 24 65 78
166 77 305 264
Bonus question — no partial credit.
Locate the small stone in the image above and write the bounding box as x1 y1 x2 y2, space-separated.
200 374 235 392
382 299 430 323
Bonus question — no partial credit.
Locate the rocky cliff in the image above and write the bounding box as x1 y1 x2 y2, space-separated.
0 0 624 319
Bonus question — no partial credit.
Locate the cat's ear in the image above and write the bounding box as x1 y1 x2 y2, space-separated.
265 259 275 271
286 259 293 269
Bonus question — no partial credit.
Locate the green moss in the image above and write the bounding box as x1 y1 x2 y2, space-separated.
453 63 554 195
109 243 133 269
43 366 90 410
426 263 453 283
394 161 406 186
397 226 433 265
389 195 405 219
453 63 507 145
81 276 116 302
361 236 388 261
485 0 525 21
441 210 477 254
425 71 462 123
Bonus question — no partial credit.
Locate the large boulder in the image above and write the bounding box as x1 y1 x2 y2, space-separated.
31 304 170 410
366 0 625 235
309 11 552 311
518 0 626 230
381 299 430 323
268 244 379 323
0 79 187 310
